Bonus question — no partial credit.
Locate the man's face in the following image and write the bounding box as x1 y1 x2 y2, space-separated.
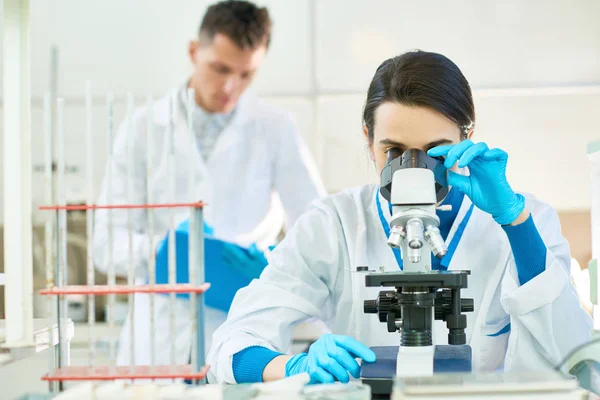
188 33 267 113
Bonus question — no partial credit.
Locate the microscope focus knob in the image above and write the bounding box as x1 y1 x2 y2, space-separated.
363 291 398 323
364 300 378 314
435 291 474 321
376 291 398 323
387 311 399 333
462 298 474 313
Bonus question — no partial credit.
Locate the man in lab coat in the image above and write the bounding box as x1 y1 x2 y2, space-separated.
93 0 326 368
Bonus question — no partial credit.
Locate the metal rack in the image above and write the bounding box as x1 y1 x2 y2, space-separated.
37 83 209 390
1 1 209 389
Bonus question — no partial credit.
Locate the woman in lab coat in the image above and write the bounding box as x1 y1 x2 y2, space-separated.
207 50 592 384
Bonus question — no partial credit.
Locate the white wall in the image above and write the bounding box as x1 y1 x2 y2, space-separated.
1 0 600 224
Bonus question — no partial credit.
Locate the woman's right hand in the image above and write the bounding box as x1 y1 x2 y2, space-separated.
283 334 376 384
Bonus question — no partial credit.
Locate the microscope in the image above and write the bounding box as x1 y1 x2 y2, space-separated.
361 148 474 395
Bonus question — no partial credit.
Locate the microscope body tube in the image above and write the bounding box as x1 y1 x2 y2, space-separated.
388 166 439 356
388 168 447 272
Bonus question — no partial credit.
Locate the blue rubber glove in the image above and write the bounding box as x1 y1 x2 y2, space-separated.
154 220 268 310
156 219 214 256
166 219 214 238
221 242 271 281
428 140 525 225
285 334 376 384
154 219 214 291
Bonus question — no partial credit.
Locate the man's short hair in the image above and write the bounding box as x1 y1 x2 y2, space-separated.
199 1 272 49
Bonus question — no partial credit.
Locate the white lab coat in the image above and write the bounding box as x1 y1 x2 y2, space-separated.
207 184 592 383
92 88 326 367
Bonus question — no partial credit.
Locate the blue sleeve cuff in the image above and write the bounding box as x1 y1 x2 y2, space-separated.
232 346 282 383
502 214 547 285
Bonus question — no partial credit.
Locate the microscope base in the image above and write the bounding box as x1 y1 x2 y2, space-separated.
361 345 472 396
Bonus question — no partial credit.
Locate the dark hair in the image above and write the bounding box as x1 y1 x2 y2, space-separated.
363 50 475 142
199 1 272 49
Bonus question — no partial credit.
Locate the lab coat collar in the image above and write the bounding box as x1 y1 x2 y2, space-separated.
155 86 259 174
152 87 253 129
176 82 235 131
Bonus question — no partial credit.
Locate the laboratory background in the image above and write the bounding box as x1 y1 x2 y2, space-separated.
0 0 599 399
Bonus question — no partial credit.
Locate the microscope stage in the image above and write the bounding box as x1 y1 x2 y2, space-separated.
365 270 469 289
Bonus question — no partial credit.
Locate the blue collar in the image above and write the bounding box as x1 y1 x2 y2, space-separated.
376 190 474 270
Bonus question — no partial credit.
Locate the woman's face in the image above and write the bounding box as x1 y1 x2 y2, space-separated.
364 102 469 175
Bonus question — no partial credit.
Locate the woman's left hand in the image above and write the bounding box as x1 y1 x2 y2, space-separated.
428 140 525 225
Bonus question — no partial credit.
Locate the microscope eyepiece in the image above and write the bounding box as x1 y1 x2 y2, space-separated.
380 148 449 203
